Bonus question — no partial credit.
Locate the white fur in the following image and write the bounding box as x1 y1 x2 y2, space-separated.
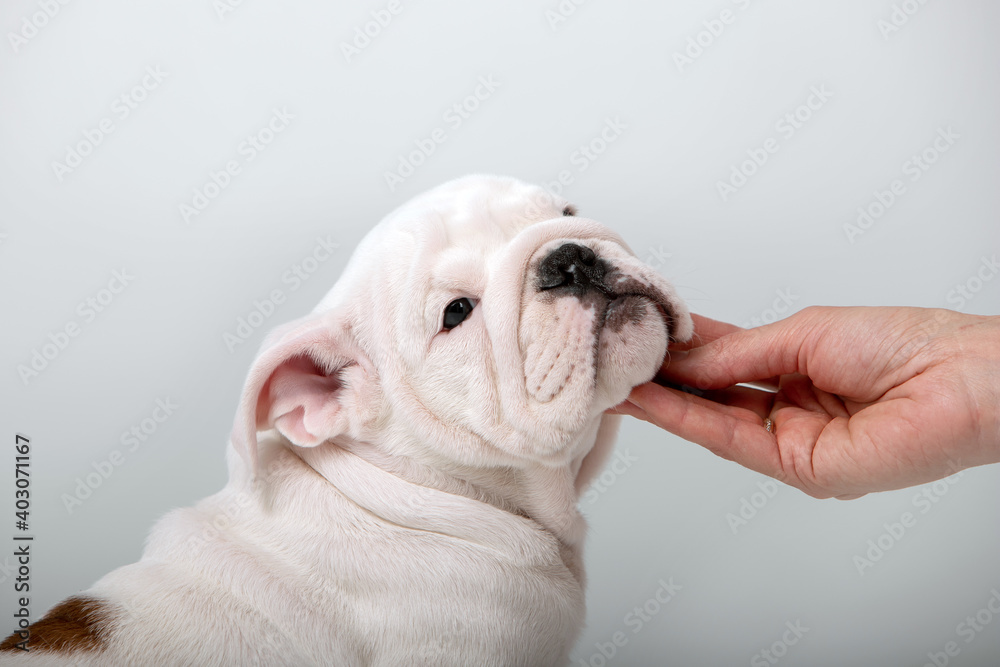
9 175 691 666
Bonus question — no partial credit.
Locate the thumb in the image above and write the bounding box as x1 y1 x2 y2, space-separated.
664 313 809 390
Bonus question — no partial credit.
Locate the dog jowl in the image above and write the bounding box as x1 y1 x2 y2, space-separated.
3 175 691 666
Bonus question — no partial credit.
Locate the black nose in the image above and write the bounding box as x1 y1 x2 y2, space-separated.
537 243 608 295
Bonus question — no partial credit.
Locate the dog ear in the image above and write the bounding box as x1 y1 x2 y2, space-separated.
230 313 373 472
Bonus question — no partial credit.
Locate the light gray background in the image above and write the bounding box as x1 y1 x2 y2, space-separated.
1 1 999 665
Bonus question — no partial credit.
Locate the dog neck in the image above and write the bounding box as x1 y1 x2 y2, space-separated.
278 434 591 570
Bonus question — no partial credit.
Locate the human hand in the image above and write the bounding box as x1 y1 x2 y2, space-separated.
614 307 1000 499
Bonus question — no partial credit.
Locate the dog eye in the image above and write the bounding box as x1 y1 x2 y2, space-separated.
562 205 576 216
443 298 477 330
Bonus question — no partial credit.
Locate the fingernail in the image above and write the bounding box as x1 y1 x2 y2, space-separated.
665 349 690 364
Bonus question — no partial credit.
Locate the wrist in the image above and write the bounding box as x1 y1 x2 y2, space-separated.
961 314 1000 465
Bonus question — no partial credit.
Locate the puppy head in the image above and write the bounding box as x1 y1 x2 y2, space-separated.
232 175 691 474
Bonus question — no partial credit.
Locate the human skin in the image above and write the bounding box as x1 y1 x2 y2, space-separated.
614 306 1000 499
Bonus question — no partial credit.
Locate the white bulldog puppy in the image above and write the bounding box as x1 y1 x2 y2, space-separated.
2 175 691 666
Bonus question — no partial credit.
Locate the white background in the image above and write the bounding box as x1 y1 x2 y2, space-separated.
1 1 998 665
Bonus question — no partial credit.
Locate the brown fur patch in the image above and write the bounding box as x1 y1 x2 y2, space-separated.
0 596 112 654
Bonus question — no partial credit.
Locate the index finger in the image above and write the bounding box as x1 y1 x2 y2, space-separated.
626 382 785 478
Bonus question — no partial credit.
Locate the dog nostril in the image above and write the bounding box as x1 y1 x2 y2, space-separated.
537 243 605 292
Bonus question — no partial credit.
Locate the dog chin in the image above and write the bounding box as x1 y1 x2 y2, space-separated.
594 294 670 407
521 290 672 414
